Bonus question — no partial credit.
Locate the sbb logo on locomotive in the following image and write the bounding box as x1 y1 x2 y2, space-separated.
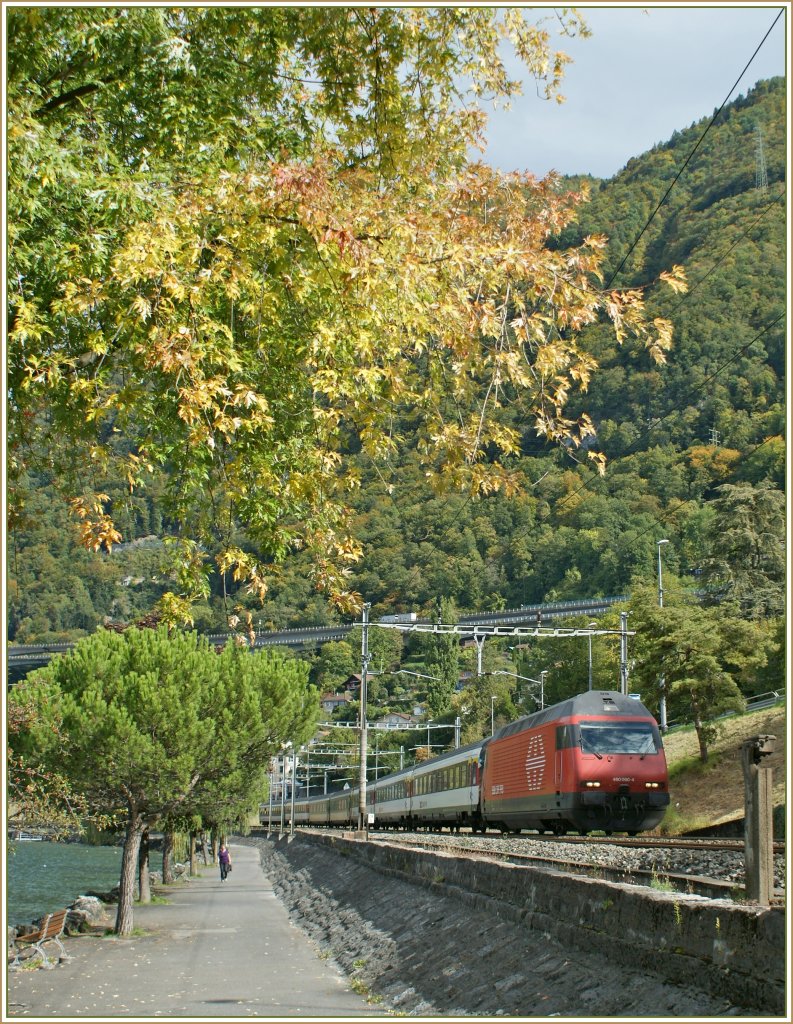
524 735 545 791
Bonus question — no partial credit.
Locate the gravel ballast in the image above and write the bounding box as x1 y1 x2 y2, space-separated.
364 830 787 890
240 835 772 1018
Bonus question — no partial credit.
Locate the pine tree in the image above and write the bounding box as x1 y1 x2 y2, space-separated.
9 626 317 934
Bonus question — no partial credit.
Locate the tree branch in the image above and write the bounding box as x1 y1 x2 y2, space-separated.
34 78 112 117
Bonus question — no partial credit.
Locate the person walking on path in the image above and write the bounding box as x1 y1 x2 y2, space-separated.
218 842 232 881
7 842 372 1017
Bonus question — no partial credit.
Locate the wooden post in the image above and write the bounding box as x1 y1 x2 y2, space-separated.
741 734 775 906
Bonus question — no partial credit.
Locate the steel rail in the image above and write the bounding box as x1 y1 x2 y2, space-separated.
295 827 785 902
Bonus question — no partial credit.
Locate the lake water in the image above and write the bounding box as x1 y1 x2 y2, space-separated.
6 841 124 927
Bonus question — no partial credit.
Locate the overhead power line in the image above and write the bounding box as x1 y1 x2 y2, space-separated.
346 13 785 611
604 8 784 290
665 187 784 317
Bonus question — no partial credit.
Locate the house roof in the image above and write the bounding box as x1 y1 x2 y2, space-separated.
374 711 421 726
320 691 352 703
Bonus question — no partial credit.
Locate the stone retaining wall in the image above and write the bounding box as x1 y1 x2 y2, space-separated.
298 831 785 1014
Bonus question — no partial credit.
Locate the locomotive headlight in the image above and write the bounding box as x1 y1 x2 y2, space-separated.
583 781 601 788
645 782 660 788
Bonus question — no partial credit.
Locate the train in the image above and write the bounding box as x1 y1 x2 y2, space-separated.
261 690 670 836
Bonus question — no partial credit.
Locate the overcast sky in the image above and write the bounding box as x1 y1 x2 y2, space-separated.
481 5 788 179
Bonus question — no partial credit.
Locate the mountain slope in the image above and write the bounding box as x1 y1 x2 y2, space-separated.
565 76 785 459
659 704 786 836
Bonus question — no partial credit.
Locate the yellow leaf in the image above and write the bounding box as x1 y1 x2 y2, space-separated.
659 265 688 294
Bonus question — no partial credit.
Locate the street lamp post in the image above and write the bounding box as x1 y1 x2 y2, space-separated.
267 764 274 837
657 539 669 608
279 751 287 834
491 695 496 736
657 539 670 731
290 745 297 837
358 603 371 834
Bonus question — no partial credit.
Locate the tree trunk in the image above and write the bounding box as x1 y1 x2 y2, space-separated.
201 831 209 865
693 710 709 763
189 831 197 877
115 811 146 936
212 831 219 864
138 827 151 904
162 829 175 884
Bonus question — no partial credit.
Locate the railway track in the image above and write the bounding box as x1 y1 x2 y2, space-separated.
308 825 783 855
475 830 786 854
298 827 785 902
366 834 740 900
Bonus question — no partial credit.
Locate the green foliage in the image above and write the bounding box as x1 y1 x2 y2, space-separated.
452 665 519 743
649 871 675 893
10 6 635 616
755 617 785 695
7 475 171 643
6 41 784 741
423 598 461 716
7 681 94 837
626 583 747 761
311 641 357 691
24 626 318 818
9 625 318 932
565 78 785 458
698 482 785 618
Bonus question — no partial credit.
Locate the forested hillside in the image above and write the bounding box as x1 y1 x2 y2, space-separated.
8 78 785 642
266 77 787 623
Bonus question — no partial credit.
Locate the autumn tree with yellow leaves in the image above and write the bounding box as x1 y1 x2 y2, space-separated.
7 7 685 620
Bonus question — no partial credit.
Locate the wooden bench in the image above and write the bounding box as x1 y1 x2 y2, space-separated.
10 908 70 968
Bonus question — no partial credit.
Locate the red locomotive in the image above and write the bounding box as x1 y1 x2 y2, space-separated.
261 690 669 836
480 690 669 835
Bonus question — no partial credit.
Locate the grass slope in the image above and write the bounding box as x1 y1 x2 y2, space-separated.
657 704 786 836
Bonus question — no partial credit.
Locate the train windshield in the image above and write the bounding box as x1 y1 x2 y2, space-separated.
578 722 659 756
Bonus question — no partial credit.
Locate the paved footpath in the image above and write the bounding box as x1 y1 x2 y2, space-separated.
6 841 374 1019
